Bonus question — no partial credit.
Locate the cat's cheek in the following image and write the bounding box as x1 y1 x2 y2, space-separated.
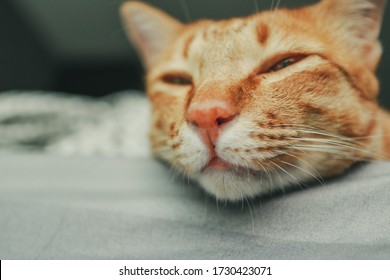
177 125 210 173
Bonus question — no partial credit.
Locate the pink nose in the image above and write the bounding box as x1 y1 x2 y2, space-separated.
187 101 237 148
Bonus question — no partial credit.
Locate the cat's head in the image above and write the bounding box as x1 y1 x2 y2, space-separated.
121 0 386 201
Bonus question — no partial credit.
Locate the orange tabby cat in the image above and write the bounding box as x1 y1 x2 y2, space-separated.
120 0 390 201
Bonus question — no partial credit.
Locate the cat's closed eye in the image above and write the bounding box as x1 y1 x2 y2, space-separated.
266 55 307 73
161 73 192 86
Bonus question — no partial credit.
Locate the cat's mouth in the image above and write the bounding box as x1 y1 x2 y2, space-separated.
202 153 294 176
203 156 263 175
204 157 233 171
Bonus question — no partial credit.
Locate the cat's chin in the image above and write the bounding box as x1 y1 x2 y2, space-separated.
197 167 277 201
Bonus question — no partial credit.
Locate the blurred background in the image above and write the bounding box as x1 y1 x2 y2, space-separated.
1 0 389 108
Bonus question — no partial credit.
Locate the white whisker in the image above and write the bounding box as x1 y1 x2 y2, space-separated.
270 161 303 187
294 129 357 143
257 159 275 188
291 139 386 160
168 158 181 183
278 151 325 185
288 146 360 160
273 124 356 142
269 122 388 160
179 0 192 22
278 159 325 186
275 0 282 10
241 194 245 213
245 197 255 234
269 162 284 191
291 137 364 151
254 0 259 13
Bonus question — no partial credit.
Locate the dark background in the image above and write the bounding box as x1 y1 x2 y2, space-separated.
1 0 389 108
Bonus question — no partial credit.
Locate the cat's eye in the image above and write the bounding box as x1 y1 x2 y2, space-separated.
267 55 306 73
161 73 192 86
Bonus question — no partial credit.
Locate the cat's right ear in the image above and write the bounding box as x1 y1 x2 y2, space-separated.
316 0 387 71
120 1 183 69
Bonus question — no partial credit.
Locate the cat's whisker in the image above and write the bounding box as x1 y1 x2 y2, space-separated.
270 123 389 160
244 197 256 234
275 0 282 10
240 193 245 213
168 159 181 184
179 0 192 23
275 124 383 149
291 137 366 152
269 160 303 186
291 139 388 160
187 173 190 186
256 159 275 188
294 129 358 143
291 143 353 154
257 162 265 186
215 197 221 216
277 159 325 187
250 159 271 191
347 133 390 141
266 159 283 185
273 123 357 142
291 151 367 162
254 0 259 13
171 168 178 184
296 138 361 152
277 151 325 186
272 164 286 194
288 146 362 161
252 158 279 192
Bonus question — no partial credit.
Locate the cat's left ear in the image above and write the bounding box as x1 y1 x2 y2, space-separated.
120 1 183 69
317 0 387 70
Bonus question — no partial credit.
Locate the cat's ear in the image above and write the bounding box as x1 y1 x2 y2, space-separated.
317 0 386 70
120 1 183 69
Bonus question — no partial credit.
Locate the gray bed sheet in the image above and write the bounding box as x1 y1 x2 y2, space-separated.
1 152 390 259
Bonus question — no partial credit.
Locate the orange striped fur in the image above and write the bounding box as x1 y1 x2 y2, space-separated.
121 0 389 201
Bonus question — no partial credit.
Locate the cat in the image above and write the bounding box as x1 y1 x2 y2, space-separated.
120 0 390 201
